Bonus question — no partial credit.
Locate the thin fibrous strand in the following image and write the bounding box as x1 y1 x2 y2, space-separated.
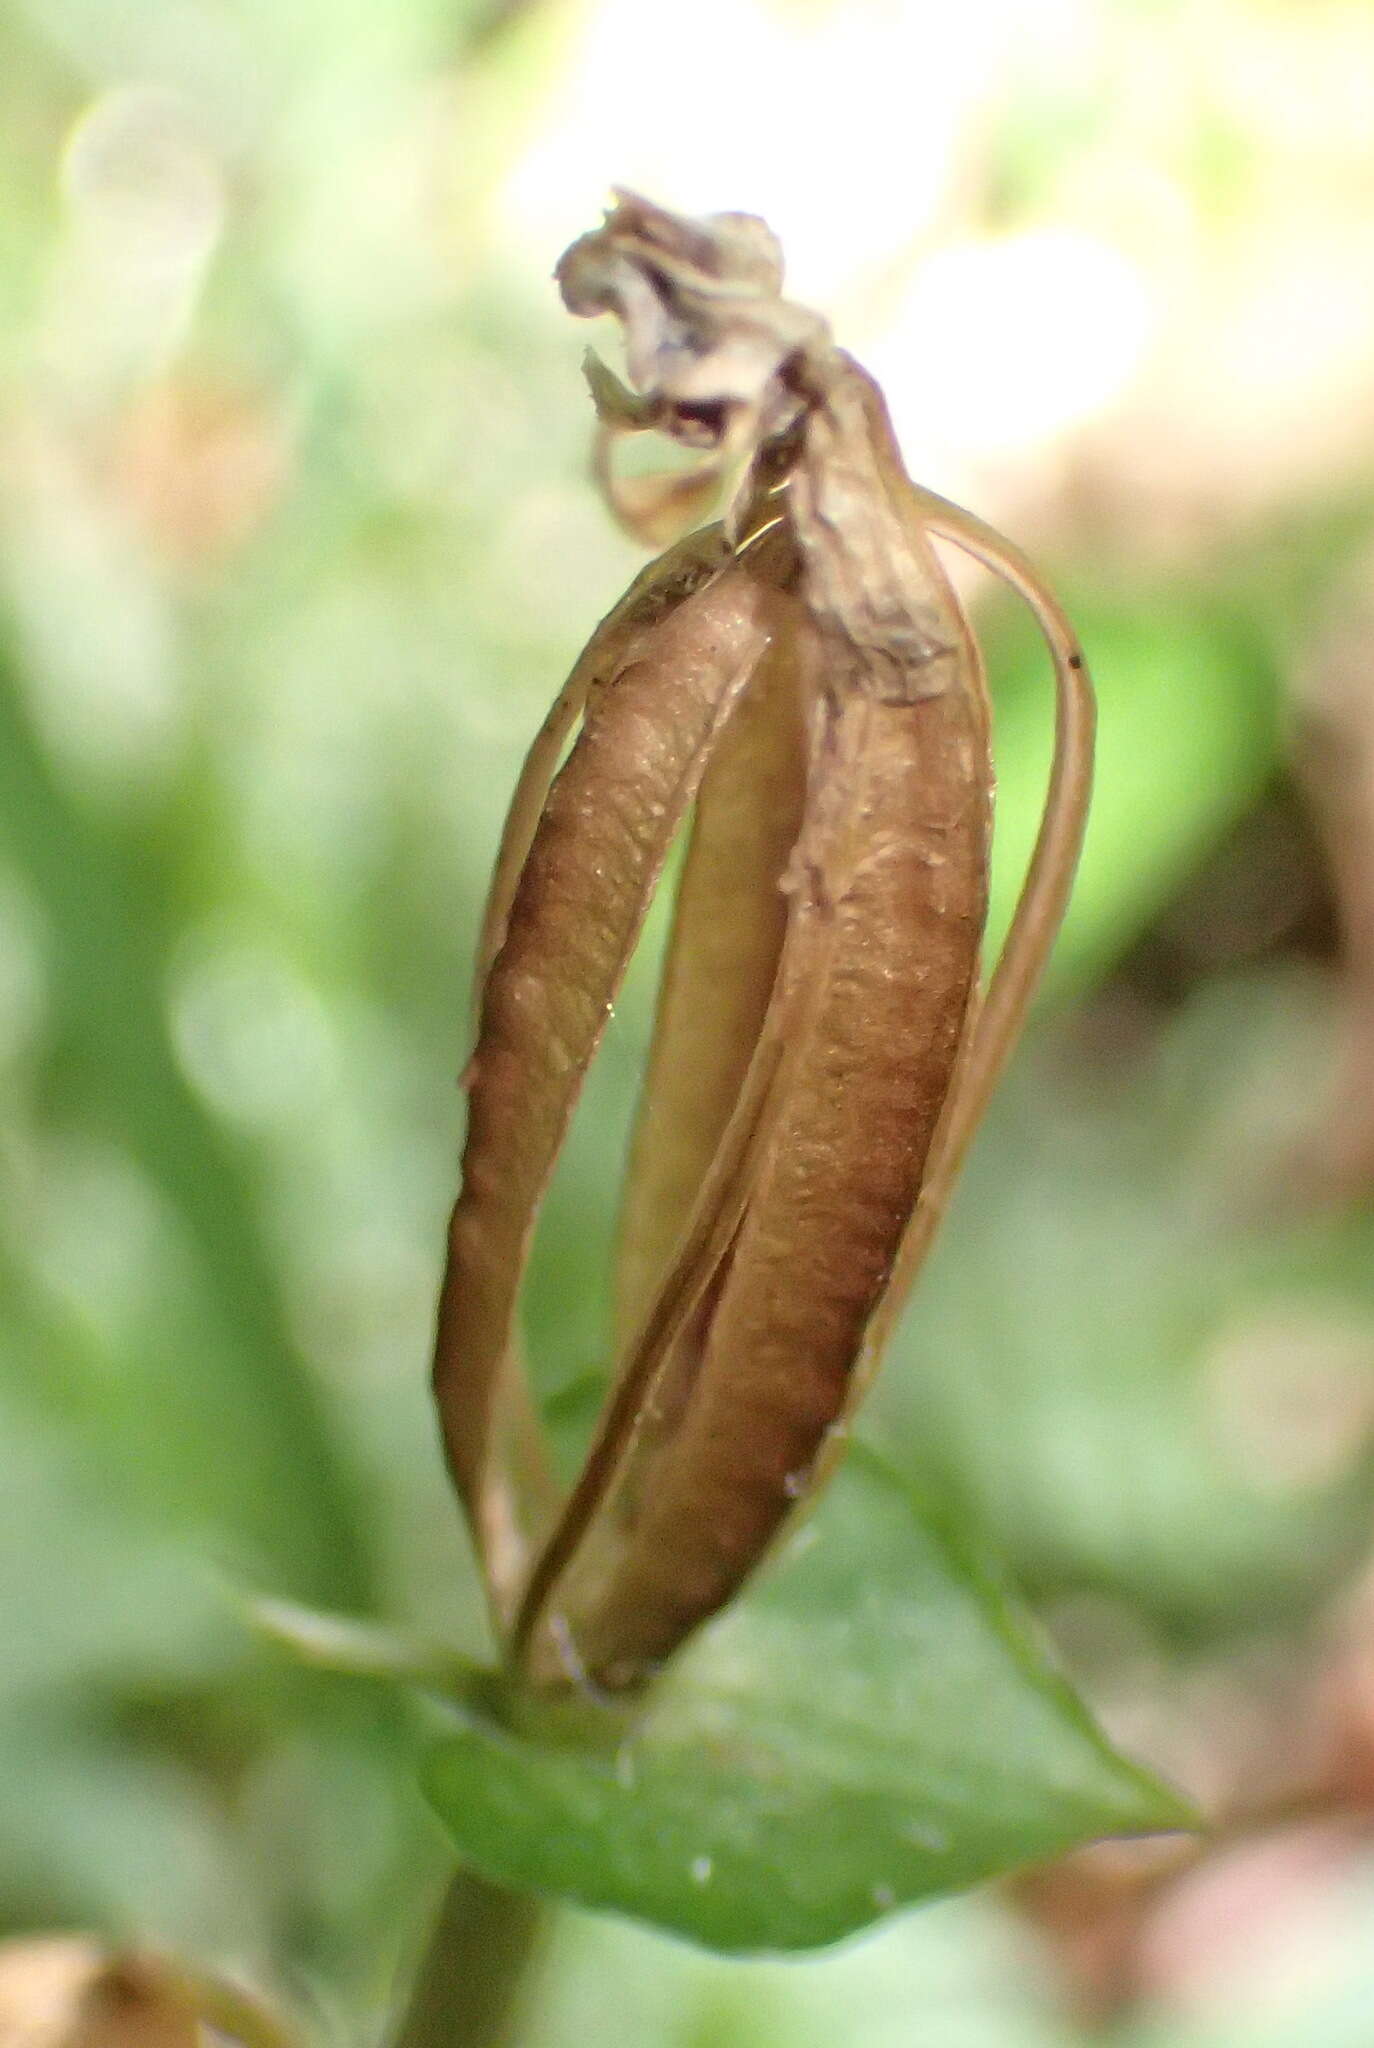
434 544 794 1630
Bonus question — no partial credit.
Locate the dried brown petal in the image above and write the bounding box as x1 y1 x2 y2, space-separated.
434 528 798 1620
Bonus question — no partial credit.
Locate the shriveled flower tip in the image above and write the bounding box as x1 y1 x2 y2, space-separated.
555 190 827 457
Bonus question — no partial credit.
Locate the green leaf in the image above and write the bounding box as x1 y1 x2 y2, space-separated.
423 1452 1191 1952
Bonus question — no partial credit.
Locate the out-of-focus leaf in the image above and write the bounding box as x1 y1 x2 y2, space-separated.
873 971 1374 1636
515 1891 1079 2048
0 638 372 1609
0 1388 231 1696
0 1713 263 1955
424 1452 1189 1952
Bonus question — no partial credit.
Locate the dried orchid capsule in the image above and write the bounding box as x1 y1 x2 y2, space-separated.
432 194 1094 1692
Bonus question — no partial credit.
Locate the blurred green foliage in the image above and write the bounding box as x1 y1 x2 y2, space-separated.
425 1452 1186 1951
4 0 1374 2040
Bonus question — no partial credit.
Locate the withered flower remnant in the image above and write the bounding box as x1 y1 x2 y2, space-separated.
432 193 1094 1693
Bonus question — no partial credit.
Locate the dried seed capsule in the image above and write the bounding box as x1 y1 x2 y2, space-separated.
433 194 1094 1691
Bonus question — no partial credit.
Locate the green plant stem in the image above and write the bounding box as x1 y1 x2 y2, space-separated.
389 1871 547 2048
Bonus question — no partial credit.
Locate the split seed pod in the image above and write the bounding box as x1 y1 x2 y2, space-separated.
432 194 1094 1694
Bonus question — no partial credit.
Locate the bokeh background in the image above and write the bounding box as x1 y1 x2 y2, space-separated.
5 0 1374 2039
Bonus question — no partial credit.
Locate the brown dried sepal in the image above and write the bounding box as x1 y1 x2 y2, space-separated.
433 195 1095 1691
